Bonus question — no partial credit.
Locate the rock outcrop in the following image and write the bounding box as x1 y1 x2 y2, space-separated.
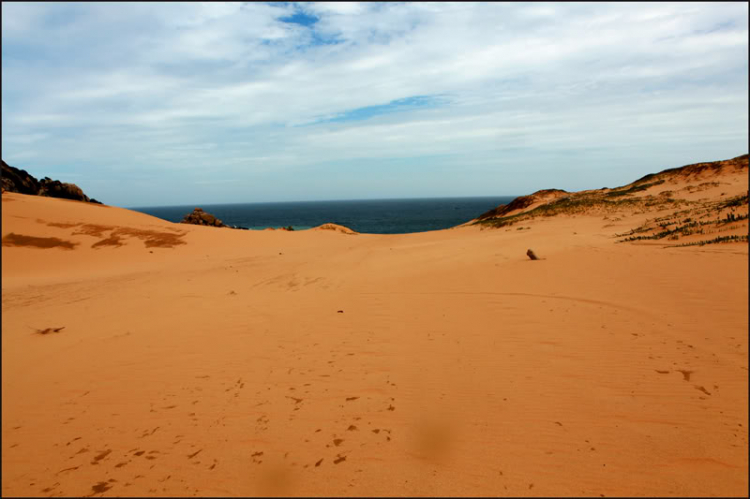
180 208 227 227
2 160 102 204
38 177 90 202
2 160 41 195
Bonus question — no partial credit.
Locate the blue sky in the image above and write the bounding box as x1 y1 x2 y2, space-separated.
2 2 748 208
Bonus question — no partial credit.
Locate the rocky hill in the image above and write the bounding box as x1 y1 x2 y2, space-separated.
1 160 102 204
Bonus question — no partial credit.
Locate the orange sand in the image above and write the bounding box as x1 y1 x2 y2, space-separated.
2 167 748 497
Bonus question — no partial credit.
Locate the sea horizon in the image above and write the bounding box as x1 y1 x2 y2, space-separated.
129 195 517 234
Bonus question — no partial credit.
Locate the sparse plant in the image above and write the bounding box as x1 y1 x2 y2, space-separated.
666 234 749 248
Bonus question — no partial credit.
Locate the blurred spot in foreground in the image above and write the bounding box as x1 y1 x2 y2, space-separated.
408 410 461 464
255 458 296 497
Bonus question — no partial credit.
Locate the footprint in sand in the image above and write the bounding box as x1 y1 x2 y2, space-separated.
89 481 113 495
677 370 693 381
90 449 111 465
694 385 711 396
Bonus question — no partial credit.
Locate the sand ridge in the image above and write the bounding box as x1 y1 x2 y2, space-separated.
311 223 359 235
1 163 748 496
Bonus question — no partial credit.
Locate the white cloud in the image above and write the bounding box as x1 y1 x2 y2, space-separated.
307 2 367 16
3 132 49 145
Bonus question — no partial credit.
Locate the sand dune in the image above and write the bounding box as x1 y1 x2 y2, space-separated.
2 161 748 497
312 223 359 235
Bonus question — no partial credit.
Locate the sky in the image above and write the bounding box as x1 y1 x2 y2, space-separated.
2 2 748 208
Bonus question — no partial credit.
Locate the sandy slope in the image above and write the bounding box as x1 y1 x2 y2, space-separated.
1 171 748 497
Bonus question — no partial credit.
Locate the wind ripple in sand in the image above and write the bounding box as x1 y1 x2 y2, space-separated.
360 290 651 316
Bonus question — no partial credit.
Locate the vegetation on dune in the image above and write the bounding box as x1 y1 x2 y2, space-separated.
605 179 665 197
614 192 748 246
475 155 747 230
719 193 749 209
631 154 748 184
475 194 648 228
666 234 749 247
617 221 703 242
471 155 747 251
473 171 747 249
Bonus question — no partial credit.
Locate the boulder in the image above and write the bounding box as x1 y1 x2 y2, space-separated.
2 160 41 195
180 208 227 227
38 177 90 202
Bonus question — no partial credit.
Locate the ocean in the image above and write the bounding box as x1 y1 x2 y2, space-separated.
129 196 516 235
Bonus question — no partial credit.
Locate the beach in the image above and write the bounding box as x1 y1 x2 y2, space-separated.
1 162 748 497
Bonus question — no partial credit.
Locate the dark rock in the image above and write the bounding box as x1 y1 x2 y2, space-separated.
2 159 102 204
38 177 90 202
180 208 227 228
2 160 41 195
526 249 539 260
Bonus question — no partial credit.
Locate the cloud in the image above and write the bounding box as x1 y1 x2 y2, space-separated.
1 1 747 206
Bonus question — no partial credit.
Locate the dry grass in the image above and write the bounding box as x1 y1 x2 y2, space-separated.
615 193 748 246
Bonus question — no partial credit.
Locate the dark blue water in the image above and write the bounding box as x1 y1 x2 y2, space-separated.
129 196 515 234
